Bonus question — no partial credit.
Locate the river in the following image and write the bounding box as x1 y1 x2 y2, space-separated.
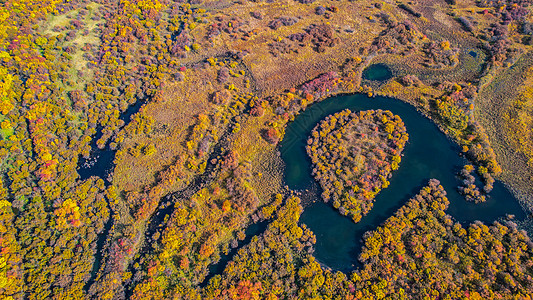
77 64 528 282
280 91 526 272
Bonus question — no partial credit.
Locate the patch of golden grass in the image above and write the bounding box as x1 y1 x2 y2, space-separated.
198 0 384 97
232 106 284 203
113 68 216 194
504 66 533 167
377 79 440 109
475 51 533 207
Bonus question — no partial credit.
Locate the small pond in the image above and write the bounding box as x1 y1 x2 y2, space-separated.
77 99 144 181
362 63 393 81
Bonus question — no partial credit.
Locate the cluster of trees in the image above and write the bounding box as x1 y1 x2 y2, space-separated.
315 5 339 19
457 164 495 203
458 164 486 203
0 179 22 299
288 24 340 53
0 0 124 298
261 128 281 145
206 15 247 42
461 0 533 66
435 96 470 132
268 16 298 30
422 40 459 69
195 180 533 299
269 23 339 57
371 13 424 56
398 74 423 87
130 150 263 298
432 82 503 180
357 179 533 298
307 109 408 222
202 195 320 299
477 0 531 24
485 23 523 66
0 0 227 297
299 72 341 100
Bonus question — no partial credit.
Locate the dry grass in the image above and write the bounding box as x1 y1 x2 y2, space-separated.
201 0 384 97
368 0 487 85
475 51 533 208
113 68 216 194
232 106 285 202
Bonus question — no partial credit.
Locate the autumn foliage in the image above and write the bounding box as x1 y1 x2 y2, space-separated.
307 109 408 222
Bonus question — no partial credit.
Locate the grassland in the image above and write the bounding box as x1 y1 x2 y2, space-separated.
475 51 533 211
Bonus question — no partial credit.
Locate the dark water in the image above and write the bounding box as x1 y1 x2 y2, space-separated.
362 64 393 81
77 99 144 291
469 50 478 58
77 100 144 181
78 147 115 181
280 93 526 272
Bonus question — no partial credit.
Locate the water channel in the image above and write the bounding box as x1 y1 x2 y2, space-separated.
280 91 526 272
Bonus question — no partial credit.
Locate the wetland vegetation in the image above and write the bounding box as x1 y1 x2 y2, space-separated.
2 0 533 299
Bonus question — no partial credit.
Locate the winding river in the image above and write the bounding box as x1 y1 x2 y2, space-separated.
77 64 528 282
280 91 526 272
